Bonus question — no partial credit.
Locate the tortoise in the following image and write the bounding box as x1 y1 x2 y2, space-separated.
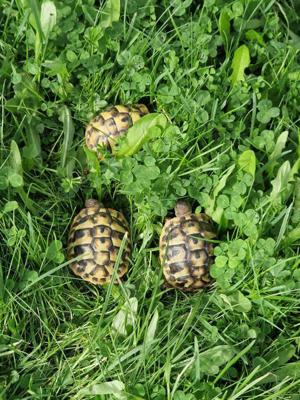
159 200 216 292
85 104 149 156
67 199 131 285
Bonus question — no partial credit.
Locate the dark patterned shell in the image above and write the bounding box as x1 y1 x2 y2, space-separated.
159 213 215 292
67 203 131 285
85 104 149 156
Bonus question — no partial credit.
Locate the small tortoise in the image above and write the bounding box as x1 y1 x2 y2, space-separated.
67 199 131 285
85 104 149 156
159 200 216 292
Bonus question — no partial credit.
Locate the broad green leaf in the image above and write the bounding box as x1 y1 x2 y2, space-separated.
18 271 39 290
28 0 44 40
58 366 73 387
60 106 75 171
227 291 252 313
211 205 225 227
21 270 39 285
257 107 280 124
66 50 77 63
35 32 42 62
115 113 168 158
198 345 236 375
238 149 256 177
23 120 42 162
231 1 243 17
80 380 125 395
100 0 120 29
6 69 42 106
214 255 228 268
46 240 64 264
288 70 300 81
7 145 35 212
270 161 291 203
83 146 102 200
18 188 36 214
205 164 235 219
27 211 38 253
267 131 289 176
214 340 256 384
291 158 300 178
133 164 160 181
245 29 265 45
10 140 23 177
269 131 288 163
266 343 296 368
112 297 138 336
40 1 56 37
3 201 19 213
43 60 69 79
174 391 195 400
171 0 193 17
218 9 230 46
284 227 300 245
230 45 250 85
212 165 235 199
0 173 8 190
8 173 23 188
144 308 159 347
261 361 300 383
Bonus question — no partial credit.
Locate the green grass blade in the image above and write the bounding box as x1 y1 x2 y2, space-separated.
60 105 75 171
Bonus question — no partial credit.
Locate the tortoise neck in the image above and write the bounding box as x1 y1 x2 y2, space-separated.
175 200 192 217
85 199 100 208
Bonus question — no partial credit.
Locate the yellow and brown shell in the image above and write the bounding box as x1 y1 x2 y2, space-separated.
85 104 149 156
159 201 216 292
67 199 131 285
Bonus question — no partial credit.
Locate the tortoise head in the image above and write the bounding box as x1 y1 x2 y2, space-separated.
174 200 192 217
85 199 101 208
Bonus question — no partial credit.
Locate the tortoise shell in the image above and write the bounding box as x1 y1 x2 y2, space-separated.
159 200 216 292
85 104 149 156
67 199 131 285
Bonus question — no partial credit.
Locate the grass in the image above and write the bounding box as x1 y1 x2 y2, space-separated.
1 0 300 399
